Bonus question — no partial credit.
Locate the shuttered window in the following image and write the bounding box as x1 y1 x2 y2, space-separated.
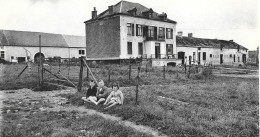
136 24 142 36
138 43 143 55
127 42 132 54
127 23 134 36
0 51 4 58
166 28 173 39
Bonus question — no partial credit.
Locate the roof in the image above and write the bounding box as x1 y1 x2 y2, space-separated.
0 29 85 48
176 36 248 50
84 0 177 24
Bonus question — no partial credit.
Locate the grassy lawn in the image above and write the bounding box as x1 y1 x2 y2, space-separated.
62 76 259 137
1 98 151 137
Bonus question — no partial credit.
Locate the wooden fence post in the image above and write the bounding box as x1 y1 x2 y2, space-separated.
163 65 166 79
184 63 187 74
136 66 140 105
108 67 111 84
145 63 148 73
129 65 131 80
77 57 84 92
68 58 70 79
58 58 61 73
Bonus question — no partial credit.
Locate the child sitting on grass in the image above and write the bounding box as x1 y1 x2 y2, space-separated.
95 79 109 105
81 80 98 105
104 83 124 110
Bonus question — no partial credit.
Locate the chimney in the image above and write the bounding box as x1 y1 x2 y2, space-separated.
188 33 193 37
92 7 97 19
177 31 183 37
108 5 113 14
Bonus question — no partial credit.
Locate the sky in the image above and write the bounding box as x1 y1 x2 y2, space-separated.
0 0 259 50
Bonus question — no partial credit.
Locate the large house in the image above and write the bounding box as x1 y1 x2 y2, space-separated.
84 0 182 66
176 32 248 66
0 30 86 63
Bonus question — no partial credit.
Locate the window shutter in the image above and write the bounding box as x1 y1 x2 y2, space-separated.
163 28 165 39
171 29 173 39
132 24 135 36
154 27 157 39
143 26 148 37
136 24 138 36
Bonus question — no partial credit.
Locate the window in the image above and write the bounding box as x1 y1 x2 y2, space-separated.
210 54 212 58
158 27 165 39
136 24 142 36
166 44 173 55
138 43 143 55
127 42 132 54
0 51 4 58
203 52 206 60
230 54 232 58
166 28 173 39
149 12 153 18
193 52 195 62
148 26 154 38
198 47 201 50
127 23 134 36
11 56 14 59
79 50 85 55
238 57 240 62
234 54 236 62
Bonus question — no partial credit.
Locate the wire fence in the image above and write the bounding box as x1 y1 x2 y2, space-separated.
1 57 227 91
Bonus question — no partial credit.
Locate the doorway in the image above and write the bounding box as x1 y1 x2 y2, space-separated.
198 52 201 65
242 54 246 63
178 52 185 64
220 54 223 64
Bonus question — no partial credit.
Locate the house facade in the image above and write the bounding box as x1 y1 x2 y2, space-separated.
0 30 86 63
247 49 259 65
84 1 182 66
176 32 248 66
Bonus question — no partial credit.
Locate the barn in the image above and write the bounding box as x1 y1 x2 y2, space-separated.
0 29 86 63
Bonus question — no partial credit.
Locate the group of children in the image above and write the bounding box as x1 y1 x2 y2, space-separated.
81 79 124 110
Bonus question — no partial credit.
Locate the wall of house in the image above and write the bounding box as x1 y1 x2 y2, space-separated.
4 46 86 62
120 15 176 59
177 46 248 65
85 16 121 59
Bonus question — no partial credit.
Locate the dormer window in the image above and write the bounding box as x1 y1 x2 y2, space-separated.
127 7 137 16
158 12 167 21
142 8 153 18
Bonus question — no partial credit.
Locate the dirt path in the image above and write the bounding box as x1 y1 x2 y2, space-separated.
0 88 167 137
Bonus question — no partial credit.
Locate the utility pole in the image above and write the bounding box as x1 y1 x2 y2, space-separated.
39 35 43 86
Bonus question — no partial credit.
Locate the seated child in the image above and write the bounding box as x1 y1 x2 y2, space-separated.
81 80 98 104
104 83 124 109
95 79 109 105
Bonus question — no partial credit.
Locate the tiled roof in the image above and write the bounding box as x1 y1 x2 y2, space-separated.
0 30 85 48
176 36 248 50
85 0 177 24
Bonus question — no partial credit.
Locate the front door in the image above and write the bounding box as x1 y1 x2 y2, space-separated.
242 54 246 63
198 52 201 65
155 43 160 59
220 54 223 64
178 52 185 64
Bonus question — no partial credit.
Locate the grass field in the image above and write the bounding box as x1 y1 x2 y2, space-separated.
1 63 259 136
61 76 259 137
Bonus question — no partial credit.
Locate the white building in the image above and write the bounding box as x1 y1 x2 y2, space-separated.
84 1 182 66
176 32 248 66
0 30 86 63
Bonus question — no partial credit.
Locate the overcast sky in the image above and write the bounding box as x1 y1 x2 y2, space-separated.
0 0 259 50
